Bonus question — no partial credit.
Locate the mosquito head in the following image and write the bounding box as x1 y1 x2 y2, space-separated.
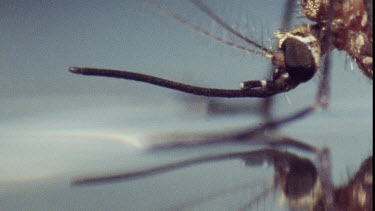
272 25 322 84
276 156 322 209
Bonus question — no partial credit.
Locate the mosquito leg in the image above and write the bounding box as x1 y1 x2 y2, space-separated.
317 148 334 210
149 106 318 152
260 0 296 122
311 3 335 210
71 148 296 186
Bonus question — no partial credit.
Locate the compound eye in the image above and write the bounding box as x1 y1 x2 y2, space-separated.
285 159 318 199
282 38 317 83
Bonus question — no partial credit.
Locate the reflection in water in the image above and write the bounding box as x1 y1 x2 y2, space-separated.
0 0 372 210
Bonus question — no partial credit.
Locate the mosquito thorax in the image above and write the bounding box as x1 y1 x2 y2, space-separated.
274 25 322 84
302 0 373 79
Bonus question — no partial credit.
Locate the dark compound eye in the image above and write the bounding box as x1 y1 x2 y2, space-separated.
285 158 318 199
282 38 317 83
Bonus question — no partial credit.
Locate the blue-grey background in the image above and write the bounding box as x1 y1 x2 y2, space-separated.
0 0 372 210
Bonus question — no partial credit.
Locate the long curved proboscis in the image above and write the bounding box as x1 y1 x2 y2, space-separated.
69 67 287 98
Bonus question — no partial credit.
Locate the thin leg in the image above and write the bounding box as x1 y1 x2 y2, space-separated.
71 145 318 186
260 0 296 122
147 107 317 151
317 148 334 210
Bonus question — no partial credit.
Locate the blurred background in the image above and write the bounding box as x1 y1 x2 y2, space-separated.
1 0 372 210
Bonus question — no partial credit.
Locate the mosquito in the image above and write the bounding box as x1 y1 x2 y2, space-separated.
69 0 372 133
69 0 372 210
68 0 373 157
